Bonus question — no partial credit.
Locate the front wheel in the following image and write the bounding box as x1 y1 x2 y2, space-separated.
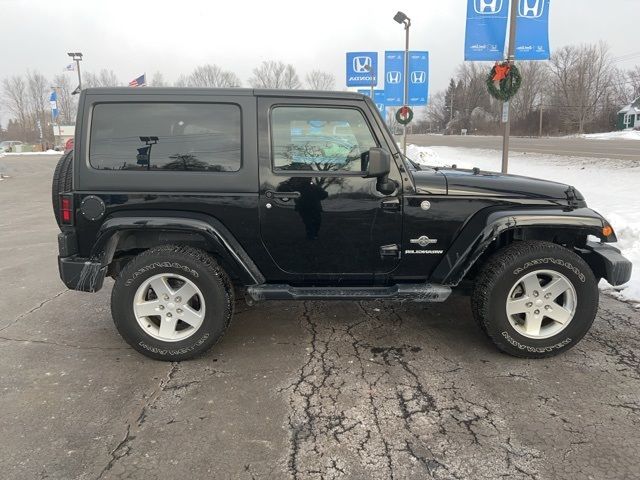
471 241 598 358
111 245 234 361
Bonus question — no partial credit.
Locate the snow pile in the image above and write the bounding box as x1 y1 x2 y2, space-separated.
407 145 640 303
580 130 640 141
5 150 61 155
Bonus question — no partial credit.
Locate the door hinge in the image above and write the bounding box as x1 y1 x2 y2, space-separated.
380 244 400 259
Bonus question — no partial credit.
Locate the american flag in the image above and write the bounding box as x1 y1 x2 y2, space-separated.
129 74 146 87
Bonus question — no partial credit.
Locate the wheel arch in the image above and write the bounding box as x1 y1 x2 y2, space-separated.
431 207 614 286
91 213 265 286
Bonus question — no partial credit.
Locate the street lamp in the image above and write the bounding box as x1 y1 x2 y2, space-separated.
67 52 83 93
139 136 158 171
364 64 375 100
393 11 411 155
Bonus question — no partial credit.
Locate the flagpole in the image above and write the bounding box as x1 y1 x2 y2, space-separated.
501 0 518 174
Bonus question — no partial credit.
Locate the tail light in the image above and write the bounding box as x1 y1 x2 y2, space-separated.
60 194 74 225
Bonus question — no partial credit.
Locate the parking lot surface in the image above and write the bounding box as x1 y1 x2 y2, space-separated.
1 155 639 480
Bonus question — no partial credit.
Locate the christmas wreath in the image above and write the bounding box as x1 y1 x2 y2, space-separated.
486 62 522 102
395 106 414 125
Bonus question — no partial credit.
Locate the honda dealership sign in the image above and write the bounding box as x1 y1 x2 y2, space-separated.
515 0 550 60
383 51 429 107
357 89 387 117
464 0 508 61
345 52 378 87
408 52 429 105
383 51 404 106
464 0 550 61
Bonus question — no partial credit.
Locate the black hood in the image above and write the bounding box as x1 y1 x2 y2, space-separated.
415 167 583 201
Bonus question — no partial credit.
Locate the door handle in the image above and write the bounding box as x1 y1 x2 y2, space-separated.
381 197 400 211
266 190 301 200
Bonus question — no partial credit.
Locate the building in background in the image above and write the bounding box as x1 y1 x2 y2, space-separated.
617 96 640 130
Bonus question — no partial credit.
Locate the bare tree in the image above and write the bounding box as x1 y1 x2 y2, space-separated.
425 91 448 130
26 71 50 141
174 74 190 88
511 61 549 122
53 74 77 125
150 71 166 87
249 61 301 89
628 66 640 100
305 70 335 90
84 69 121 88
1 76 29 132
548 43 614 133
187 64 241 87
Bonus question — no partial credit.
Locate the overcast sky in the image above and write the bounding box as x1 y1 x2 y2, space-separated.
1 0 639 125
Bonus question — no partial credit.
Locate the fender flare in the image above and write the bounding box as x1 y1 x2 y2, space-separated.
91 213 265 285
431 207 611 286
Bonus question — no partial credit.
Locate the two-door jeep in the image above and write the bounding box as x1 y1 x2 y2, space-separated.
53 88 631 360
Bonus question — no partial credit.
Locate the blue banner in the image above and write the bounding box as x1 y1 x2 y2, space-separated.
384 51 404 106
515 0 550 60
383 51 429 107
357 89 387 117
346 52 378 87
408 51 429 105
49 90 59 120
464 0 508 61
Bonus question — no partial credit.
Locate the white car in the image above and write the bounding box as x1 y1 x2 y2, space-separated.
0 140 23 152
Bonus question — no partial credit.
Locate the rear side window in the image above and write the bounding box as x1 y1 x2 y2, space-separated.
89 103 241 172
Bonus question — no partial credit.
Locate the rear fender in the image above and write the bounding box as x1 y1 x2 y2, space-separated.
431 207 611 286
91 214 265 285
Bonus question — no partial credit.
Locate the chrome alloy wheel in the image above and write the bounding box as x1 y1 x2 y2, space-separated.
505 269 577 340
133 273 206 342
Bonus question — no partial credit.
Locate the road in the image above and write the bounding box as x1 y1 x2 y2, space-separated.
1 154 639 480
407 134 640 162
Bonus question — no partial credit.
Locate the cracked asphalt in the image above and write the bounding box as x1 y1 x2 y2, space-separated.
1 155 639 480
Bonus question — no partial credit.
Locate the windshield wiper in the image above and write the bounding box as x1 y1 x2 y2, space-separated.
401 153 421 171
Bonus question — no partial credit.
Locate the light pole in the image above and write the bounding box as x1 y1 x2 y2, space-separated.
67 52 83 92
393 11 411 155
365 65 375 100
501 0 518 174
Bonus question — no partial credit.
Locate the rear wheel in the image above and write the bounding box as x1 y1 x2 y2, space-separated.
111 245 234 361
52 151 73 227
472 241 598 358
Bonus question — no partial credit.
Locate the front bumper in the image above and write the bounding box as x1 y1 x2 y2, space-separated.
58 231 106 292
583 241 632 287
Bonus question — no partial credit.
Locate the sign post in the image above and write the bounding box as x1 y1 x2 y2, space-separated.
501 0 518 174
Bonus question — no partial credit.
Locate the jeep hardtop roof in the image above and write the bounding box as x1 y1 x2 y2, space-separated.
82 87 366 100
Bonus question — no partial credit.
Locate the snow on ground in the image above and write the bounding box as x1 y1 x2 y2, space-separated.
4 150 61 155
578 130 640 141
406 144 640 304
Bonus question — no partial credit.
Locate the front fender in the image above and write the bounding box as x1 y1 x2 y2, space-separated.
430 207 612 286
92 214 265 285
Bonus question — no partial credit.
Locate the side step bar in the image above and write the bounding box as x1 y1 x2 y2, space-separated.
246 283 451 303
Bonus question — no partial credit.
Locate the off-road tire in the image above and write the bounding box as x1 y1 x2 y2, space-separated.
111 245 234 361
471 241 598 358
52 151 73 227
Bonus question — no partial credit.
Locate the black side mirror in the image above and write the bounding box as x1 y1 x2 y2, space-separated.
364 147 391 178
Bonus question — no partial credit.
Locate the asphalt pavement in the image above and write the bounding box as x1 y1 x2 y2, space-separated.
407 134 640 162
1 154 639 480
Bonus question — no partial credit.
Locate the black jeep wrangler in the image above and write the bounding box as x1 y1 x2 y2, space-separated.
53 88 631 361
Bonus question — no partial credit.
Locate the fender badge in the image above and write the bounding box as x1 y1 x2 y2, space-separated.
420 200 431 211
410 236 438 247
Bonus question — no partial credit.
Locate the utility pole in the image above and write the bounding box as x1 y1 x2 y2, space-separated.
539 104 543 138
501 0 518 174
